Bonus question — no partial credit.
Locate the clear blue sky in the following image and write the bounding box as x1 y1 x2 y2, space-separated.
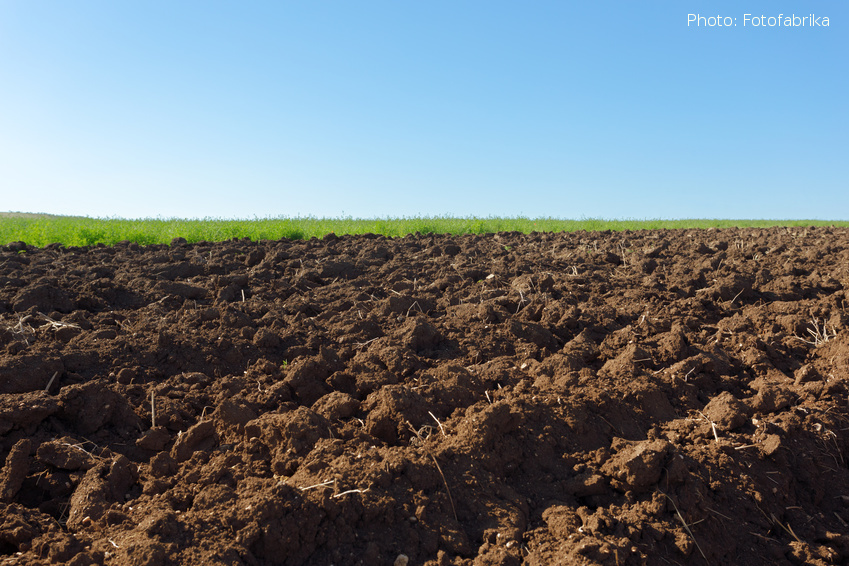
1 1 846 220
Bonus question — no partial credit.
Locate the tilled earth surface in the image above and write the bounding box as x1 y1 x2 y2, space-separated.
1 228 849 566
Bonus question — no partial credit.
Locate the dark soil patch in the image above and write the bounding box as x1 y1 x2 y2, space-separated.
1 227 849 565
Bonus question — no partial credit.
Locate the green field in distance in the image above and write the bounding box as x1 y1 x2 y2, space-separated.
1 213 847 248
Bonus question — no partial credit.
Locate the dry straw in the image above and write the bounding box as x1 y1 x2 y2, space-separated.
406 421 457 521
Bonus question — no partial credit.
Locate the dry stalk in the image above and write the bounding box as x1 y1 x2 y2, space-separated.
794 318 837 346
299 479 335 491
37 312 80 330
44 371 58 393
406 301 423 317
8 314 35 346
406 421 457 521
659 490 708 563
697 411 720 443
60 439 107 462
428 411 446 437
199 406 214 422
598 415 623 436
749 531 780 544
726 288 745 307
12 314 33 332
770 513 803 543
515 289 527 313
333 488 366 498
704 507 732 521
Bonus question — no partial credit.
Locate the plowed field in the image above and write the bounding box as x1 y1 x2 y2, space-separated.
1 227 848 566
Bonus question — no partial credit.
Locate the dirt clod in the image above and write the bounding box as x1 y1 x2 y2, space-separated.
0 438 31 502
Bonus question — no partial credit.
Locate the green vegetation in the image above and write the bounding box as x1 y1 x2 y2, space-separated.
1 213 847 248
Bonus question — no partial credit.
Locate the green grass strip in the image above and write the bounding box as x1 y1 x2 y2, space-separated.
1 214 847 248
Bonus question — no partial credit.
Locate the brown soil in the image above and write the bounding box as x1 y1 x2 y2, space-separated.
1 228 849 566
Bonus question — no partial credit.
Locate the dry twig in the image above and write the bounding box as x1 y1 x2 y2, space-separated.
407 421 457 521
37 312 80 330
794 318 837 346
44 371 58 393
697 411 720 443
659 490 708 563
428 411 446 437
333 488 366 498
770 513 803 543
299 479 335 491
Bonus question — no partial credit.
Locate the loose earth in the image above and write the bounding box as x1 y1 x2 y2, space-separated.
1 227 848 565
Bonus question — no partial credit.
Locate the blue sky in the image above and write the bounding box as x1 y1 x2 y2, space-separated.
1 1 846 220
